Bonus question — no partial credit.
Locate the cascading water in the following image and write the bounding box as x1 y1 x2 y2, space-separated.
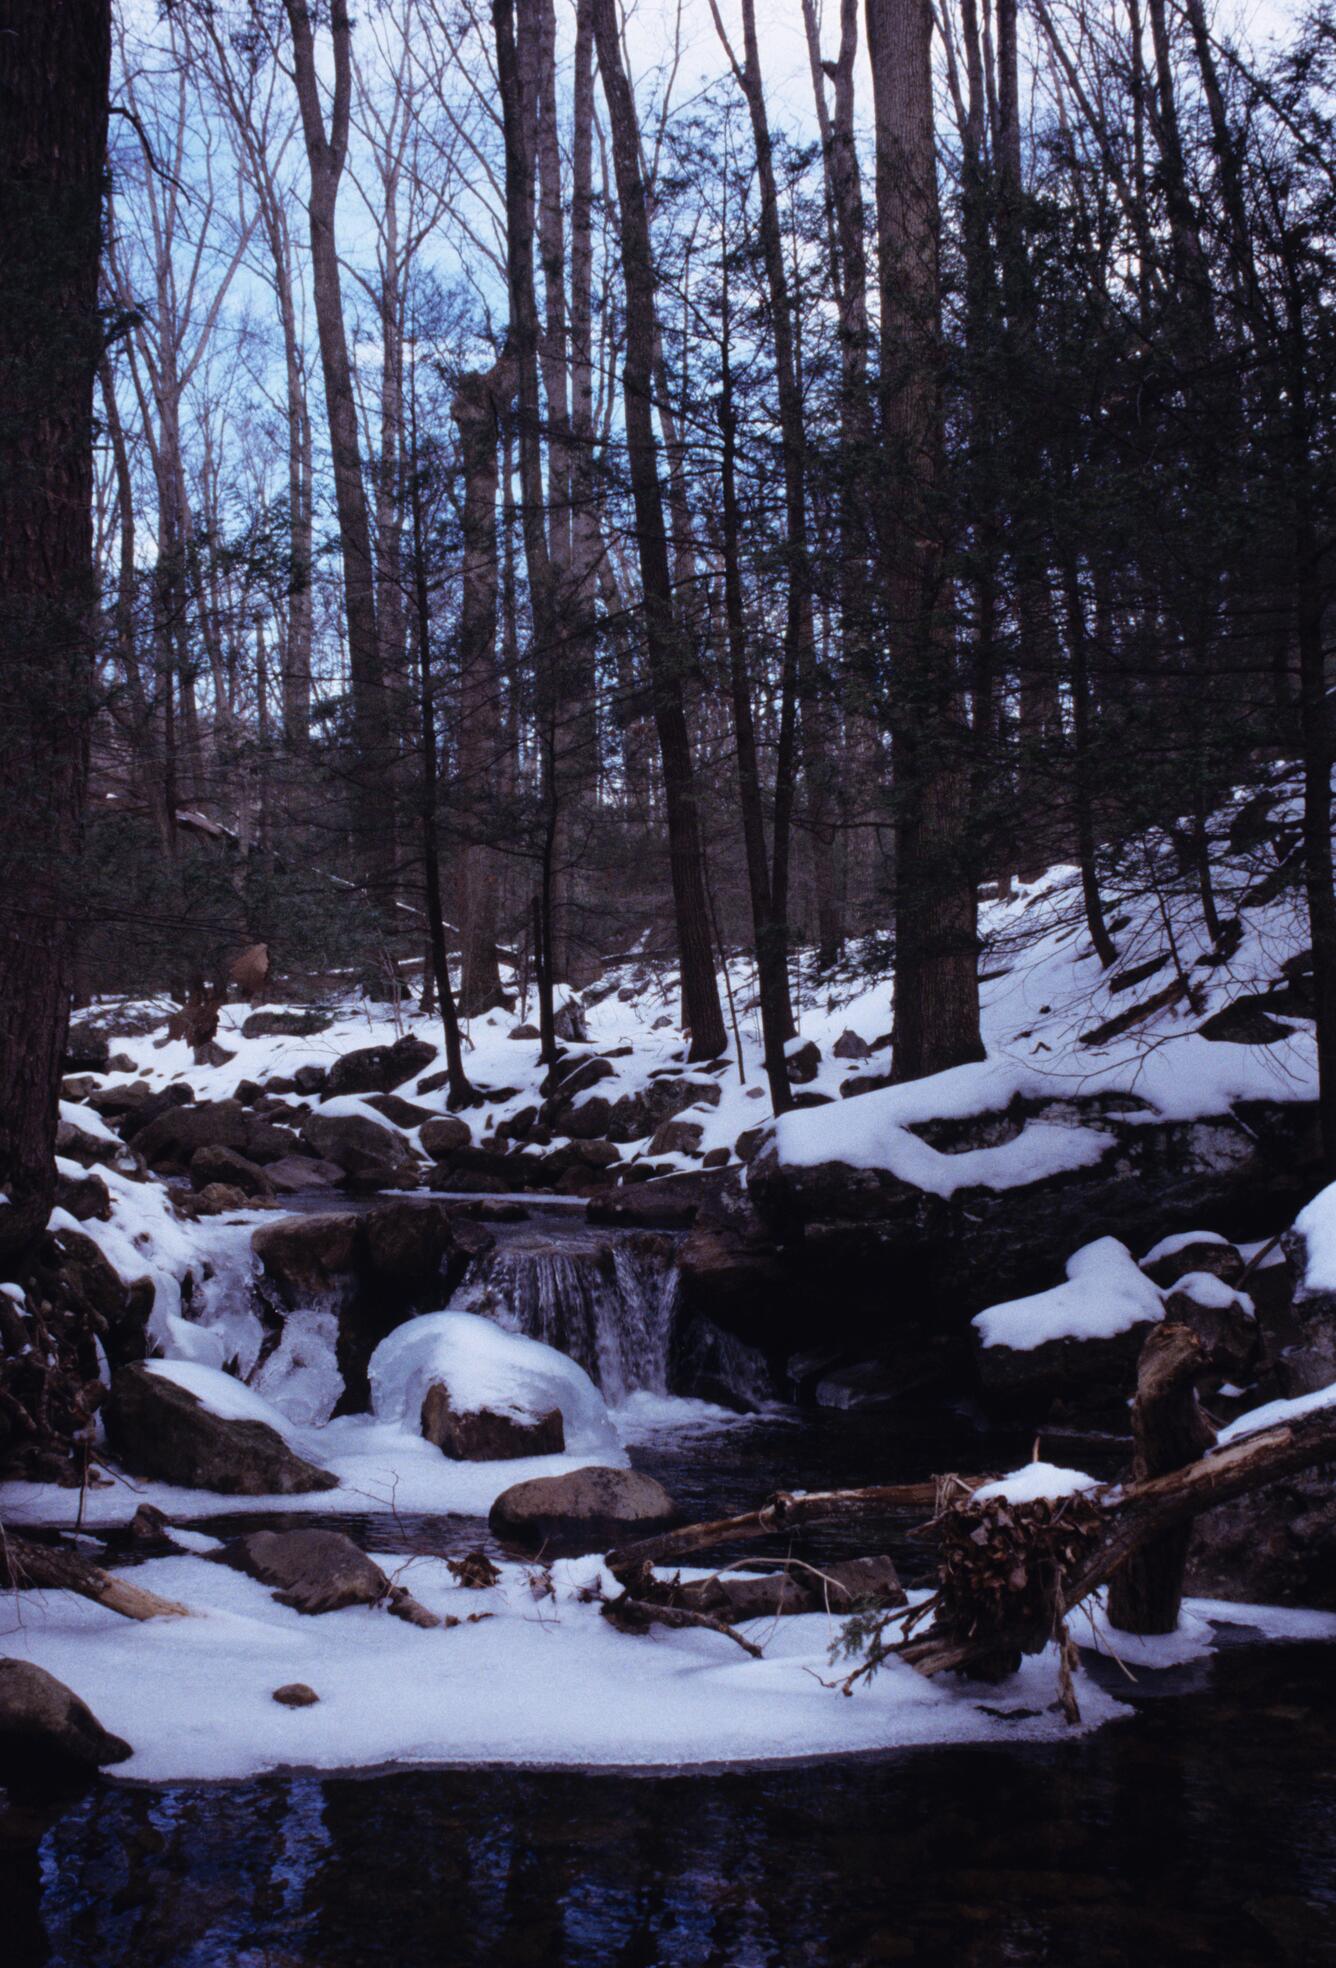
452 1226 681 1404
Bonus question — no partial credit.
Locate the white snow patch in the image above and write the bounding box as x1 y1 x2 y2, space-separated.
973 1238 1164 1351
1214 1376 1336 1446
973 1462 1101 1506
1293 1179 1336 1292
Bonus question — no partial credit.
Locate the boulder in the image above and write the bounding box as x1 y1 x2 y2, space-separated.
193 1040 236 1069
116 1081 195 1138
1141 1233 1245 1291
509 1023 540 1041
224 1527 388 1614
588 1177 707 1229
54 1168 111 1222
553 1001 588 1043
367 1092 434 1128
420 1382 565 1461
1162 1272 1258 1379
252 1212 363 1306
86 1079 154 1118
604 1076 721 1145
63 1021 111 1073
263 1154 345 1194
241 1009 332 1038
37 1225 153 1369
561 1094 614 1141
300 1109 416 1176
489 1466 677 1547
0 1660 132 1790
188 1183 252 1216
54 1118 122 1168
293 1063 328 1095
420 1115 472 1159
133 1099 296 1174
189 1144 274 1198
547 1055 615 1103
323 1034 436 1098
362 1200 455 1289
832 1030 871 1061
647 1117 704 1157
104 1363 337 1494
786 1040 823 1085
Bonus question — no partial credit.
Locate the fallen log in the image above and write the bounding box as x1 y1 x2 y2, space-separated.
606 1474 989 1575
891 1401 1336 1685
601 1592 765 1658
0 1527 191 1621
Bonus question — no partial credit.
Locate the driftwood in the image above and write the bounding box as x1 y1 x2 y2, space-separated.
606 1475 990 1576
890 1401 1336 1685
0 1528 191 1621
1106 1325 1216 1634
602 1592 765 1658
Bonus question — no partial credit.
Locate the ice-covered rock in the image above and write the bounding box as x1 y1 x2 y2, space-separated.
369 1311 618 1457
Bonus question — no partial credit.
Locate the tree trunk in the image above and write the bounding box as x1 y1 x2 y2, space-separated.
284 0 393 908
866 0 983 1084
1107 1324 1215 1634
592 0 727 1059
0 0 110 1269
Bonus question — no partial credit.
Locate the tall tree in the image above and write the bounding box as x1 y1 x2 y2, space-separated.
866 0 984 1082
0 0 112 1266
591 0 727 1060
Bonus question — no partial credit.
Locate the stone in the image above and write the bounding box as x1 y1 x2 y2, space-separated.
420 1382 565 1460
263 1154 346 1193
367 1092 434 1128
648 1117 704 1156
560 1094 614 1141
588 1177 707 1229
832 1029 871 1061
63 1022 110 1074
324 1034 437 1098
38 1225 153 1369
651 1015 674 1031
489 1465 677 1548
193 1040 236 1069
840 1072 897 1100
105 1364 337 1495
1197 1002 1298 1045
701 1147 730 1170
734 1126 770 1163
189 1144 274 1198
548 1054 616 1102
54 1168 111 1222
60 1074 103 1102
300 1109 416 1176
1187 1468 1336 1608
233 1079 263 1106
252 1213 363 1306
670 1555 904 1623
1140 1236 1245 1291
0 1660 132 1790
553 1001 588 1043
604 1076 721 1145
55 1118 120 1168
241 1009 332 1038
273 1683 320 1708
226 1528 387 1614
293 1063 328 1095
509 1023 540 1040
420 1115 472 1159
786 1040 822 1084
363 1201 455 1289
114 1080 194 1134
132 1099 296 1174
187 1183 252 1215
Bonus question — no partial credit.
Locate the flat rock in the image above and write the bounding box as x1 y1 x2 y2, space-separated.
490 1466 677 1549
300 1109 416 1176
189 1144 274 1197
105 1364 337 1495
225 1528 387 1614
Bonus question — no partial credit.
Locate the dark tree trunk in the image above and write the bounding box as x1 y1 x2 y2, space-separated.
0 0 110 1270
1107 1325 1215 1635
866 0 983 1084
592 0 727 1060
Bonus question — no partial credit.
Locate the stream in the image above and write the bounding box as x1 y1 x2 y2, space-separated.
6 1197 1336 1962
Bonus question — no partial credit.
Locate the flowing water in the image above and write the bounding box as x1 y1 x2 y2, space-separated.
9 1204 1336 1962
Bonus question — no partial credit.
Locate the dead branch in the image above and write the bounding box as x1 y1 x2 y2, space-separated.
606 1474 990 1575
0 1528 191 1620
602 1592 765 1658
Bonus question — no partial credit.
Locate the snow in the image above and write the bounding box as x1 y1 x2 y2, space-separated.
1142 1229 1231 1267
368 1310 619 1454
1169 1270 1254 1316
973 1237 1165 1351
0 1556 1129 1780
249 1307 344 1427
973 1462 1101 1505
1214 1376 1336 1446
147 1359 305 1438
1292 1179 1336 1292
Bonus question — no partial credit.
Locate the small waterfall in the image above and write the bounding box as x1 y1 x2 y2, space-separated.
454 1227 680 1402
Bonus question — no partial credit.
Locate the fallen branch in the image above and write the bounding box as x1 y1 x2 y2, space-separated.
607 1474 989 1575
893 1402 1336 1683
602 1592 765 1658
0 1528 191 1620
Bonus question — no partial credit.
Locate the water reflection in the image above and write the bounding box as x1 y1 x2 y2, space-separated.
6 1639 1335 1966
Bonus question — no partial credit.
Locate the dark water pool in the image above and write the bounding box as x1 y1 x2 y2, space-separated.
4 1637 1335 1966
9 1402 1335 1964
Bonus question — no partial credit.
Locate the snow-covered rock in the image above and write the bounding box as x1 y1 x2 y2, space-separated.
368 1311 618 1457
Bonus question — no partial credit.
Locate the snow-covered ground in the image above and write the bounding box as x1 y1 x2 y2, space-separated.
6 1543 1333 1782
